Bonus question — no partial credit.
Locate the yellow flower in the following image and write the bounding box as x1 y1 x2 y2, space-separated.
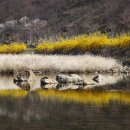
0 43 27 54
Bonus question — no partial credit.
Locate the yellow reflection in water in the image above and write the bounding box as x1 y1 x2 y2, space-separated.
0 90 28 98
0 89 130 105
37 89 130 105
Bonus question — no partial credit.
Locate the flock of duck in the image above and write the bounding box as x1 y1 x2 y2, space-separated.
13 70 100 91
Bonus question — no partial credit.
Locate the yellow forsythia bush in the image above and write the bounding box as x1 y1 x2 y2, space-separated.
0 43 27 54
35 32 130 54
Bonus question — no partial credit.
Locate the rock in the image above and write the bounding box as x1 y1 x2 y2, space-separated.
57 84 82 91
13 70 36 83
56 74 86 85
13 75 28 83
41 84 57 89
41 77 57 85
70 74 82 80
13 77 27 83
14 81 30 91
71 74 86 85
92 75 100 83
56 74 72 83
92 74 104 83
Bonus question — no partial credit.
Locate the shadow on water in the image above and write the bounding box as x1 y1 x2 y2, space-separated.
0 74 130 130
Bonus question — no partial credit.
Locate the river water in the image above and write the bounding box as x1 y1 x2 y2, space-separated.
0 74 130 130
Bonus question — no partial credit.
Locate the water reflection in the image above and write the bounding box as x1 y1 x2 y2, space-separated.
15 82 31 91
0 75 41 91
0 90 130 130
0 74 130 130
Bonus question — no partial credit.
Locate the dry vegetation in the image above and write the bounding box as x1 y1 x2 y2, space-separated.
0 54 122 73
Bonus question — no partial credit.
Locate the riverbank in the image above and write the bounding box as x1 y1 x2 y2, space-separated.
0 54 124 74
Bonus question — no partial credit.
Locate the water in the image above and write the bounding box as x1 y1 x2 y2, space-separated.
0 74 130 130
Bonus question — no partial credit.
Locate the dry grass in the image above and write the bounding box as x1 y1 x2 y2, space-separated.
0 54 122 73
35 32 130 54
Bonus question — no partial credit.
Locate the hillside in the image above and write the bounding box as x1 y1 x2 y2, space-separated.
0 0 130 43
